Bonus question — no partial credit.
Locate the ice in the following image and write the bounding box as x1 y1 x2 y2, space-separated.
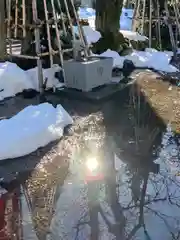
0 103 73 160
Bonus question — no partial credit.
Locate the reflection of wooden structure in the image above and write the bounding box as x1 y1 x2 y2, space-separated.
0 188 22 240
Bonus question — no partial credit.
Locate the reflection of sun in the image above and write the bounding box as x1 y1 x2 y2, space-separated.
86 157 99 171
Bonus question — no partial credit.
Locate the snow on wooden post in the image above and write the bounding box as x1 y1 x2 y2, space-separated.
0 0 6 60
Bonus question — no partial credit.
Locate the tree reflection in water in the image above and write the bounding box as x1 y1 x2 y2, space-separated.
1 85 180 240
45 85 180 240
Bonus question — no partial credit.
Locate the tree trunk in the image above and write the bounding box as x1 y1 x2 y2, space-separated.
0 0 6 60
95 0 123 32
94 0 125 53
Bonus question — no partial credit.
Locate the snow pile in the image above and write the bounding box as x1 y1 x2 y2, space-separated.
97 48 179 72
0 62 33 101
120 30 148 41
26 64 64 91
0 103 73 160
0 62 64 101
74 25 101 44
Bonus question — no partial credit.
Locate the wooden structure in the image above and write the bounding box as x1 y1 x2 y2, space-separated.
0 188 23 240
132 0 180 55
3 0 89 94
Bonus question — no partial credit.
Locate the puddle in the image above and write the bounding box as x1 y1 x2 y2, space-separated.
0 86 180 239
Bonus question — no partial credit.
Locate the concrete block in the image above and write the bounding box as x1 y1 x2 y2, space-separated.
63 57 113 92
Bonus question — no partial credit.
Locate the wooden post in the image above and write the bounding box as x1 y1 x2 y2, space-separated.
0 0 6 60
32 0 44 95
149 0 152 48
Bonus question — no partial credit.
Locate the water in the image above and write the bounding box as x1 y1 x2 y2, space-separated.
0 86 180 239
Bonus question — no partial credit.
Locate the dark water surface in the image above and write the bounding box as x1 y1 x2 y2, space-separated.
0 85 180 240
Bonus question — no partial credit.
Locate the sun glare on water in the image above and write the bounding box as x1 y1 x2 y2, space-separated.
86 157 99 171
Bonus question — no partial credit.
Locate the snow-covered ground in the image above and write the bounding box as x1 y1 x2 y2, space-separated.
0 103 73 160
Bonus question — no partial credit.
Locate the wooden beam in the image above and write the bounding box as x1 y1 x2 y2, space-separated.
0 0 6 60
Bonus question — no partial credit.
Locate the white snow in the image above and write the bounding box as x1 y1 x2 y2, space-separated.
0 103 73 160
74 25 101 45
97 48 179 72
0 62 64 101
120 8 134 31
26 64 64 91
0 61 33 101
82 26 101 44
120 30 148 41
